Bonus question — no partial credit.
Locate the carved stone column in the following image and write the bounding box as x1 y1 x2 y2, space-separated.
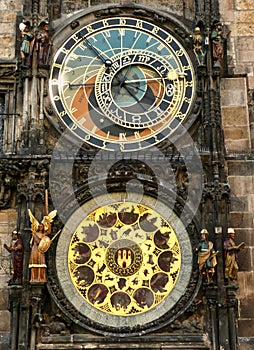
205 285 219 350
29 284 45 350
8 285 22 350
226 285 239 350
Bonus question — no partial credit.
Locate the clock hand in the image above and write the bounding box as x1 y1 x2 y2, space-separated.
124 71 187 83
83 38 112 67
69 82 95 89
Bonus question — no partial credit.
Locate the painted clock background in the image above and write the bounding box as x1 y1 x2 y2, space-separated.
49 17 196 151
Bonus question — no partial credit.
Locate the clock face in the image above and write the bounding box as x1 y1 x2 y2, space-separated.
55 194 194 334
68 201 181 317
49 17 196 151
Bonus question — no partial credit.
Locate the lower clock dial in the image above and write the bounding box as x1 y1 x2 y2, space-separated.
68 201 181 316
55 193 195 334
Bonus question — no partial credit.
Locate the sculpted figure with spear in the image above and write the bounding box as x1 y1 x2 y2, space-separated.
28 190 57 283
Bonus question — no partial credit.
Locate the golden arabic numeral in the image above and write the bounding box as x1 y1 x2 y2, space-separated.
62 47 70 55
184 97 191 103
136 20 143 29
72 34 79 42
70 123 78 130
132 115 141 124
59 110 67 117
152 26 159 35
87 25 94 33
176 112 185 120
165 35 173 44
176 49 184 56
120 19 126 26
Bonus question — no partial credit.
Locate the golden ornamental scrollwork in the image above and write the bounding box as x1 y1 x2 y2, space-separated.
68 201 181 316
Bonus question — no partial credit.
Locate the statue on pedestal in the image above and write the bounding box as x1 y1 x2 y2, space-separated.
4 230 24 284
224 227 245 284
196 229 218 284
28 192 57 283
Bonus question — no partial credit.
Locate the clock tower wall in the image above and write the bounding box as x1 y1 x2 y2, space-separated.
0 1 254 349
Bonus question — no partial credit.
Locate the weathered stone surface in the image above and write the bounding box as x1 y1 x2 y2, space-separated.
237 247 252 271
236 11 254 23
222 106 249 126
228 176 254 196
224 126 250 140
221 78 248 107
224 139 251 152
238 319 254 338
0 288 8 310
230 196 248 211
227 160 254 176
0 311 10 332
238 272 254 296
229 211 253 228
236 0 254 10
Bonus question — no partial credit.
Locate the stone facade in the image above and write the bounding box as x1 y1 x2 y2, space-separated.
0 0 253 349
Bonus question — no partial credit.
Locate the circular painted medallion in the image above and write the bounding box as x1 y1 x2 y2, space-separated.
68 201 181 316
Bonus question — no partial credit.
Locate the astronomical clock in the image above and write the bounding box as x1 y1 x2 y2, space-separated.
45 10 202 339
49 17 196 152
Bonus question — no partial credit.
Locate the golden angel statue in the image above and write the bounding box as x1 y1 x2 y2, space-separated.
28 208 57 283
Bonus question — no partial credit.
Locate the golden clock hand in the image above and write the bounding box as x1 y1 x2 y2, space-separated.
124 71 187 83
83 38 112 67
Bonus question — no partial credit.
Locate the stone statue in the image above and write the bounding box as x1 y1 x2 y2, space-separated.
28 208 57 283
19 20 34 68
211 21 230 68
4 230 24 284
224 227 245 284
192 27 206 65
195 229 218 283
36 20 51 68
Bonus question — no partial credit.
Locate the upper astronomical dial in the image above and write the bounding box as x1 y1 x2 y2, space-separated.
49 17 196 151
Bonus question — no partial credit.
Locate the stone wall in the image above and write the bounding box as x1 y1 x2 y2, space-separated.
0 1 23 60
220 0 254 80
220 0 254 340
0 208 18 340
0 0 254 346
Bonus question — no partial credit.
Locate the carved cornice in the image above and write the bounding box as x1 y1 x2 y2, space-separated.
203 181 230 201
